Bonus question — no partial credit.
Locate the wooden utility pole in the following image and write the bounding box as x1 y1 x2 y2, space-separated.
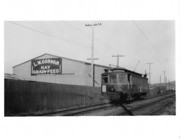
163 70 166 83
146 63 153 84
86 22 101 87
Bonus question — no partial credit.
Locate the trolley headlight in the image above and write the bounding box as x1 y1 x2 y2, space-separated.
110 86 115 92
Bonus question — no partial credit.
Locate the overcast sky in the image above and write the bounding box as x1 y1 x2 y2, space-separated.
4 20 175 83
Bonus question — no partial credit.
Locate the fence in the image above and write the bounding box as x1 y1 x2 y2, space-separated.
5 79 106 116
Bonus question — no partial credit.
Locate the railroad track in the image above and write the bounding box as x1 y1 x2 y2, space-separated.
147 99 175 115
40 103 114 116
40 92 175 116
64 93 175 116
64 103 115 116
118 93 175 115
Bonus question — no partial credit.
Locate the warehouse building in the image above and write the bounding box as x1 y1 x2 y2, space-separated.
13 53 110 87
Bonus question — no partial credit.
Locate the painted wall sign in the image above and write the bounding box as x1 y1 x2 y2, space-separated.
31 58 62 75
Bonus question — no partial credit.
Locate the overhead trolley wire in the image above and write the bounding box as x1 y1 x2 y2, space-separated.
64 21 109 46
63 21 92 37
63 21 122 53
9 21 91 49
26 22 54 34
132 21 163 59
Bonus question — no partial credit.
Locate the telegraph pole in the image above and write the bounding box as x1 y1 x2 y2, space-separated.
163 71 166 83
86 22 101 87
167 79 169 90
146 63 153 84
112 54 125 67
159 75 162 94
163 71 167 90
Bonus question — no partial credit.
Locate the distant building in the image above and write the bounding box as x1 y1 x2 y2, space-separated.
150 81 176 91
12 53 110 87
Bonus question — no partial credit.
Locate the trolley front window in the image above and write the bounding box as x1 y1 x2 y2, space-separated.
110 74 117 83
118 74 126 83
102 75 108 84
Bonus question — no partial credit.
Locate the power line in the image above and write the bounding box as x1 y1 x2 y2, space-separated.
28 21 111 55
132 21 162 58
9 21 91 49
63 21 140 65
67 22 112 56
63 21 118 52
26 22 54 34
63 21 92 37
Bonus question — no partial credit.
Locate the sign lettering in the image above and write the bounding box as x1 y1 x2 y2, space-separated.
31 58 62 75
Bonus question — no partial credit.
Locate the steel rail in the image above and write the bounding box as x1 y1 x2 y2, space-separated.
39 103 114 116
146 99 175 115
64 93 175 116
118 94 175 115
39 92 175 116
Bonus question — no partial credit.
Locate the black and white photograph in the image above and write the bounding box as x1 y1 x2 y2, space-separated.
4 20 175 116
1 0 180 138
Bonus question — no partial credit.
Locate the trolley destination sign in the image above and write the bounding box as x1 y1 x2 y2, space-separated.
31 58 62 75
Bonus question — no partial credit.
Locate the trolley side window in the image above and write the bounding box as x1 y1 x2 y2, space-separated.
110 74 117 83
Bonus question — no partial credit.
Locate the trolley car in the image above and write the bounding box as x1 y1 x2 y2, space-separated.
101 67 149 101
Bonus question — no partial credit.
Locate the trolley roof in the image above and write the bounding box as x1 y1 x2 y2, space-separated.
103 67 146 77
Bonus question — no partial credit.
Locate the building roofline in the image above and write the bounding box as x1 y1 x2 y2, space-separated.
13 53 111 69
13 53 47 68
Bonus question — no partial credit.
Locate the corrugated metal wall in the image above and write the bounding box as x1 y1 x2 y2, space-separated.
5 79 107 116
